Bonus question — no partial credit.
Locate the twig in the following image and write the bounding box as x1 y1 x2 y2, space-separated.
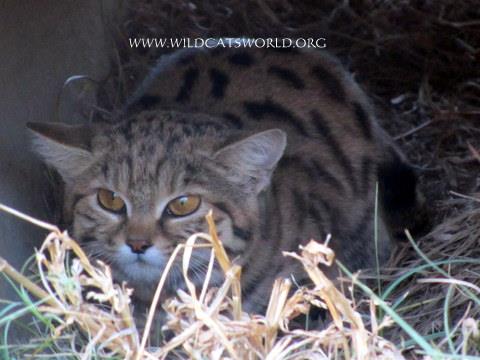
394 120 432 140
449 191 480 204
0 203 59 233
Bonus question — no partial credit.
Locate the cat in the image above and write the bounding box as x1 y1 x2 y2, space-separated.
27 45 421 313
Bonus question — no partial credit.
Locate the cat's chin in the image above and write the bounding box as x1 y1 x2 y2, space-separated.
112 262 166 305
111 244 166 289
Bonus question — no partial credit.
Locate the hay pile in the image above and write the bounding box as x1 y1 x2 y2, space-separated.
381 205 480 357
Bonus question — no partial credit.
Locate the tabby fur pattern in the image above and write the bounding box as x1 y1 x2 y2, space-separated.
28 45 419 312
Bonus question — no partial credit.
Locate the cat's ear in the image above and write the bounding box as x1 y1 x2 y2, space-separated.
214 129 287 193
27 122 95 180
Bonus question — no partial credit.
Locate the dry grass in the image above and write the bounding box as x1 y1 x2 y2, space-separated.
0 204 406 359
379 206 480 357
1 202 479 359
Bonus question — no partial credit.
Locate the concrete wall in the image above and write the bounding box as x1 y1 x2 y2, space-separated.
0 0 117 340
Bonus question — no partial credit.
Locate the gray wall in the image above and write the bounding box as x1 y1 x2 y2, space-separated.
0 0 117 340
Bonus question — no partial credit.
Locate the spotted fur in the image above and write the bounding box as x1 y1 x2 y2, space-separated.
29 45 420 313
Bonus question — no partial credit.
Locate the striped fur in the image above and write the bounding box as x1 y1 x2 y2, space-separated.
29 46 420 313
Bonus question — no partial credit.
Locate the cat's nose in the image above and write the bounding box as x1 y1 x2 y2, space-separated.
127 239 152 254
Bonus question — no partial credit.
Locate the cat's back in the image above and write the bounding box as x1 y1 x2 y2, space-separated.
129 45 395 202
130 46 384 152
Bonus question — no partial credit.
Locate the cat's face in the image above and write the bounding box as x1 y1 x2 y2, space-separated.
28 111 286 302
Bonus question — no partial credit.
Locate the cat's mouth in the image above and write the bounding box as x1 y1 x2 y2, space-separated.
109 244 165 282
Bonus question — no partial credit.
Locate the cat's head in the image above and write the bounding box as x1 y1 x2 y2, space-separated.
27 111 286 302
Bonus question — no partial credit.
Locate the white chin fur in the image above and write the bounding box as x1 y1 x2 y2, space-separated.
115 244 165 284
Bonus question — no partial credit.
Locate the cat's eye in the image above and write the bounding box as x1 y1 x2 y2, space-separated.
97 189 126 213
166 195 201 217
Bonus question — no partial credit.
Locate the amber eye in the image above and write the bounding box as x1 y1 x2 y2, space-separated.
97 189 126 213
167 195 201 217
